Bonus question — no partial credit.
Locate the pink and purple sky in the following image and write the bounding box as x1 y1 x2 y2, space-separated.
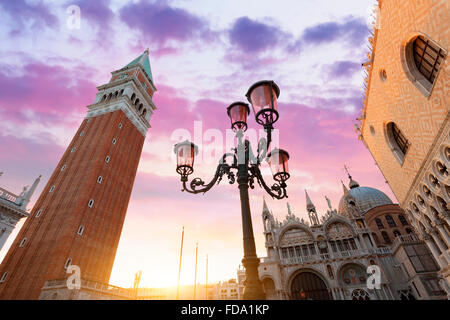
0 0 395 288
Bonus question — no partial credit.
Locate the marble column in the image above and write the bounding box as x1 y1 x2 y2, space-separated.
430 231 449 263
436 223 450 246
358 234 367 250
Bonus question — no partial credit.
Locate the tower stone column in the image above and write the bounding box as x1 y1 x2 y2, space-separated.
0 50 157 300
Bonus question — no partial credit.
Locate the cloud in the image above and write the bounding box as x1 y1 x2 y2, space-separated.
224 16 299 70
73 0 114 31
119 0 212 47
223 15 367 70
323 60 361 79
228 17 284 53
301 16 368 47
0 61 97 127
0 0 58 32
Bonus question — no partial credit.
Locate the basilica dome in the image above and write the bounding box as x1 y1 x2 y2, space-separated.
338 178 393 216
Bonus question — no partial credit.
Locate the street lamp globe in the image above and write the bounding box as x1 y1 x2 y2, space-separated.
267 148 290 182
227 102 250 132
174 140 199 176
246 80 280 126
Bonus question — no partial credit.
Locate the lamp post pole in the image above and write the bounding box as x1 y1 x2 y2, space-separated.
236 130 265 299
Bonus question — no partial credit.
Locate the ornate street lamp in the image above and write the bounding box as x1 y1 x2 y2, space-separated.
267 148 290 182
174 140 199 178
227 102 250 132
174 80 290 300
246 80 280 126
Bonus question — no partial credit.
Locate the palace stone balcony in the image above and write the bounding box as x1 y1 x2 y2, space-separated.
39 278 134 300
261 246 392 266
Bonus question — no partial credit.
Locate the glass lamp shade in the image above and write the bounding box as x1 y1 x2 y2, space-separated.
266 148 290 182
227 102 250 132
174 140 199 176
246 80 280 126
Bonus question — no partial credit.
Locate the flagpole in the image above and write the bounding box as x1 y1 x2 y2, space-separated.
194 242 198 300
176 226 184 300
205 254 208 300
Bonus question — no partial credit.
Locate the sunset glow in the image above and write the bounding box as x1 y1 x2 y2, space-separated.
0 0 397 290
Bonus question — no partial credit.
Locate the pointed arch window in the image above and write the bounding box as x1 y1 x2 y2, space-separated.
398 215 408 226
349 238 357 250
413 36 446 87
403 34 446 96
308 243 316 255
372 233 380 245
381 231 391 244
375 218 384 230
385 215 397 228
386 122 409 164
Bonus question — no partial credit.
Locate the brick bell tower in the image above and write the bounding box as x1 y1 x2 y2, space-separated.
0 49 156 299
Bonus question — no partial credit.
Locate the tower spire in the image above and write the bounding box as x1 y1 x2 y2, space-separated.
262 197 270 213
305 189 315 210
287 202 292 215
305 190 319 226
325 195 332 210
341 180 350 195
344 164 359 189
124 48 153 82
20 174 41 210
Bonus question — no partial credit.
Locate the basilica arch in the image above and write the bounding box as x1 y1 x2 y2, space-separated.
261 276 277 300
288 268 332 300
323 217 356 239
276 224 314 247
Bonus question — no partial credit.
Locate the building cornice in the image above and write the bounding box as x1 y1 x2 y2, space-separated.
97 73 156 111
0 199 29 219
85 97 150 137
359 0 382 139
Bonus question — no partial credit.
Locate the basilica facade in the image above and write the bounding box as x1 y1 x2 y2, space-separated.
258 175 448 300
